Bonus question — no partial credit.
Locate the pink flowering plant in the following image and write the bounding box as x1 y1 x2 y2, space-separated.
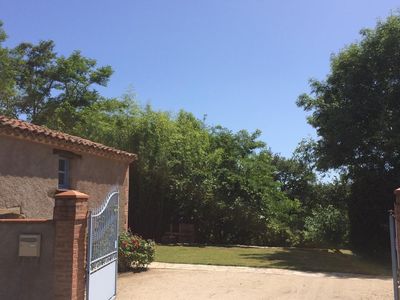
118 230 155 272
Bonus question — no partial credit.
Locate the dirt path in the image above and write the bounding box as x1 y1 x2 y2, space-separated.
117 263 392 300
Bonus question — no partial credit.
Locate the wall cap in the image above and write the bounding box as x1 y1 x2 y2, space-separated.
55 190 89 199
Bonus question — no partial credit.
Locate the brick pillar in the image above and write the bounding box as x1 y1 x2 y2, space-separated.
53 190 88 300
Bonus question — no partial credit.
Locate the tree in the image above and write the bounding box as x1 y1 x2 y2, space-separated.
271 153 316 208
304 204 349 248
203 127 301 245
0 21 17 116
4 38 113 125
297 14 400 254
61 94 302 245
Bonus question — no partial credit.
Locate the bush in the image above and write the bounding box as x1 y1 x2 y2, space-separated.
118 231 155 272
303 205 349 248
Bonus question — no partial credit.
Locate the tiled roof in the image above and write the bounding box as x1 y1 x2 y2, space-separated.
0 115 137 162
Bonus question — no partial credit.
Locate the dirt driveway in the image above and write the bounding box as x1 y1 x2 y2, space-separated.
117 263 392 300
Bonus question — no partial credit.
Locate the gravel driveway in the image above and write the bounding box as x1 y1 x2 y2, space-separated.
117 263 392 300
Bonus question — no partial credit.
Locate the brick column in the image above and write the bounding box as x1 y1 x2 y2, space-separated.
53 190 88 300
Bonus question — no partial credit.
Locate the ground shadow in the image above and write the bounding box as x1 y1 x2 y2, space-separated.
158 243 271 249
239 247 391 278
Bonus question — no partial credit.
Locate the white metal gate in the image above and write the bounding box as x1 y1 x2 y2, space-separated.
87 190 119 300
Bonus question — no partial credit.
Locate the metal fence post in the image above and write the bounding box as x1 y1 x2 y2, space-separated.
389 211 399 300
86 211 92 300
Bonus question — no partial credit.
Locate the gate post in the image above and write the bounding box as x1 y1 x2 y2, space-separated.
53 190 88 300
394 189 400 264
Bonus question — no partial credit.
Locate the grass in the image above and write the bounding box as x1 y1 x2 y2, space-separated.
155 244 391 276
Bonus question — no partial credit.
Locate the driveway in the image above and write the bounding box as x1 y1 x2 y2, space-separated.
117 263 392 300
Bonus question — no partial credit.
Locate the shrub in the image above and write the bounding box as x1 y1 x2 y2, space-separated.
303 205 349 248
118 231 155 272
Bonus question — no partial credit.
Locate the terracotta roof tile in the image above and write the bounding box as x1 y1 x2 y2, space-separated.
0 115 137 162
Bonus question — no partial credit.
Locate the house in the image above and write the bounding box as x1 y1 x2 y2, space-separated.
0 115 137 229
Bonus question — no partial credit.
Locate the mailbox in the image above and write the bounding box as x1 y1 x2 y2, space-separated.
19 234 41 257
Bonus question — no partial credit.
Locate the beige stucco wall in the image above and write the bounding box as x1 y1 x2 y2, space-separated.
0 135 130 229
71 151 130 230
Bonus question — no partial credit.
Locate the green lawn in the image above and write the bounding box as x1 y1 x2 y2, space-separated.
155 245 390 276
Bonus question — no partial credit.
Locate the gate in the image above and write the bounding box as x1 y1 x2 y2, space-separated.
87 190 119 300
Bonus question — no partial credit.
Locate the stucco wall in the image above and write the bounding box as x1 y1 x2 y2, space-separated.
0 135 130 229
0 220 55 300
0 136 57 219
71 152 129 230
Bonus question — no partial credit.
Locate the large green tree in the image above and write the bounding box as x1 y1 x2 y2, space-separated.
297 14 400 254
202 127 301 245
12 41 113 125
0 23 113 126
0 21 17 116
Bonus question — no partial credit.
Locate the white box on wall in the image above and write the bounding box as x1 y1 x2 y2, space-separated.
19 234 41 257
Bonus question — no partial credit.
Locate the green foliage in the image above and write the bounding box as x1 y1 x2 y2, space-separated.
297 14 400 254
304 205 349 248
297 15 400 173
118 231 155 271
59 94 303 246
271 144 350 247
272 153 316 208
0 21 17 116
0 29 112 125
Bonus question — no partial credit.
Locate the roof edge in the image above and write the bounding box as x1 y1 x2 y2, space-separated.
0 116 137 163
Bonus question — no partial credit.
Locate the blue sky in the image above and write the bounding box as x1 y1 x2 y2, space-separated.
1 1 399 157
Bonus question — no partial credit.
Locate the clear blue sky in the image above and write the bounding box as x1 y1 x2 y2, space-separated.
1 1 399 156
